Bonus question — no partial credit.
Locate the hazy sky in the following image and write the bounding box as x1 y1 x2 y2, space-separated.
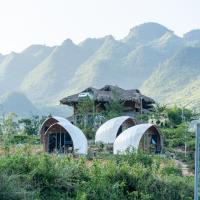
0 0 200 54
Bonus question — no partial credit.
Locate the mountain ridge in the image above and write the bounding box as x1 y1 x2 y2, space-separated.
0 22 200 112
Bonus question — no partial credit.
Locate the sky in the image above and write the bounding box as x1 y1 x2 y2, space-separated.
0 0 200 54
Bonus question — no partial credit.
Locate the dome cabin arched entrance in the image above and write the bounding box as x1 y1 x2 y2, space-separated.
95 116 136 144
114 124 162 154
40 116 87 155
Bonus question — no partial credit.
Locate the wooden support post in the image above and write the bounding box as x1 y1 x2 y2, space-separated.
55 133 57 152
194 123 200 200
64 132 66 153
47 133 49 153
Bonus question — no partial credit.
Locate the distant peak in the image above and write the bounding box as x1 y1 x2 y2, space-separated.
6 52 18 59
10 51 18 56
61 39 75 46
78 37 106 50
2 91 26 98
23 44 48 54
184 30 200 41
124 22 171 44
104 35 115 40
0 91 29 103
79 38 100 46
130 22 170 32
102 35 116 45
94 35 117 50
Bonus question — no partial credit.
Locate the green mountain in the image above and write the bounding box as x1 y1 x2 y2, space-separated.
183 30 200 47
0 22 200 113
22 44 54 61
0 92 39 117
0 45 53 95
0 92 71 118
0 54 4 63
141 47 200 106
123 22 170 46
20 38 105 104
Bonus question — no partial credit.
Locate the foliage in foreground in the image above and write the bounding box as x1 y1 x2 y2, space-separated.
0 150 193 200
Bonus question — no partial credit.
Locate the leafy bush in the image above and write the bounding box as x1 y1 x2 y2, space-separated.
0 151 194 200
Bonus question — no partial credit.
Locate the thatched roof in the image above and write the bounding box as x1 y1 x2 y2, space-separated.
60 85 155 106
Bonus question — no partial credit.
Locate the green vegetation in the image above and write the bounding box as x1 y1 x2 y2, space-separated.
0 102 198 199
104 96 123 120
76 96 123 139
0 150 194 200
0 114 44 150
76 97 96 139
139 103 198 171
0 22 200 199
18 115 46 136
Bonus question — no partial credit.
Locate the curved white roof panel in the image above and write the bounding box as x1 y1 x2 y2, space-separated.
95 116 136 144
41 116 88 154
113 124 160 154
39 116 67 134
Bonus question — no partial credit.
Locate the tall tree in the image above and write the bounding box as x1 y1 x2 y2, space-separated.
18 115 47 135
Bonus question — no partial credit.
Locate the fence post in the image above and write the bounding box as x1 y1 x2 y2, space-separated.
194 123 200 200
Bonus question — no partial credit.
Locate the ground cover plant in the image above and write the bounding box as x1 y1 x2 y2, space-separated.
0 148 194 200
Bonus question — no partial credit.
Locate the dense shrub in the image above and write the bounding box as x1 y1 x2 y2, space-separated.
0 150 194 200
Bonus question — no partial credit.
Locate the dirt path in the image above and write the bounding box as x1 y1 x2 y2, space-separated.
174 159 193 176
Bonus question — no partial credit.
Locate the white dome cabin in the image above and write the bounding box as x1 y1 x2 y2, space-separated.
113 124 162 154
95 116 136 144
40 116 88 155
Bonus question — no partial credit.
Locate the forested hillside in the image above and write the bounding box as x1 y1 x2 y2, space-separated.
0 22 200 116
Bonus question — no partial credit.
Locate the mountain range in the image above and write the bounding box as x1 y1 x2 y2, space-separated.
0 22 200 117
